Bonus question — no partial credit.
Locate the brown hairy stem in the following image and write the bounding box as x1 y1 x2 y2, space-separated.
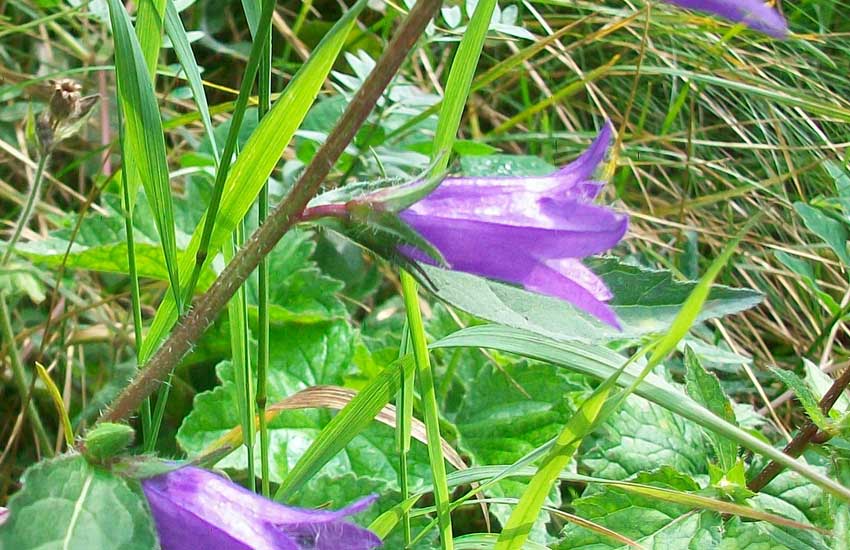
97 0 443 425
748 365 850 492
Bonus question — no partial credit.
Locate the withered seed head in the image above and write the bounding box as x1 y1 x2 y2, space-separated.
48 79 83 122
37 79 99 154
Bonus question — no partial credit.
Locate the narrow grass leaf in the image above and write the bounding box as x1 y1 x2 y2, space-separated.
430 0 497 173
106 0 181 311
163 0 218 159
275 355 414 500
139 0 367 362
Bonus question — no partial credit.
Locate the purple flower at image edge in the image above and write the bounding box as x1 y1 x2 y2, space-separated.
400 121 628 328
141 466 382 550
662 0 788 38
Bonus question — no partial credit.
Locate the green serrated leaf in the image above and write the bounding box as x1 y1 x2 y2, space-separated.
556 468 715 549
0 455 157 550
177 323 432 487
583 392 709 480
772 367 830 429
684 347 738 471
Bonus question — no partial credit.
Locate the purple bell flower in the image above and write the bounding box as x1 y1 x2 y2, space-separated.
141 466 382 550
662 0 788 38
400 122 628 327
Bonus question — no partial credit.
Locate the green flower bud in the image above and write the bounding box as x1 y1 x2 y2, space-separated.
83 422 135 463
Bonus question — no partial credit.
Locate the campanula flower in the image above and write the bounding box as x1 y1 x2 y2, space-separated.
399 122 627 327
662 0 788 38
141 466 382 550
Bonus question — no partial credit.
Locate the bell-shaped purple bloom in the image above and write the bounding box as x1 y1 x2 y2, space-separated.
400 122 628 327
141 466 382 550
662 0 788 38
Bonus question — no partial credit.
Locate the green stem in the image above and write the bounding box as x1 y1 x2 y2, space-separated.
0 292 53 455
226 222 256 490
116 103 151 446
400 270 453 550
184 0 276 301
256 2 272 498
3 152 50 266
396 323 414 545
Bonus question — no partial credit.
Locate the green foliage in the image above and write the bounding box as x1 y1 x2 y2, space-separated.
684 347 739 471
418 259 762 344
177 322 431 487
106 0 182 309
0 455 157 549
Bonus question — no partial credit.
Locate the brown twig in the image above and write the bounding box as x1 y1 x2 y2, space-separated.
748 364 850 492
96 0 443 425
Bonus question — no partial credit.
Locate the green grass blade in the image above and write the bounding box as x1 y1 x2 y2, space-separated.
252 0 273 498
135 0 166 76
400 270 454 550
495 374 618 549
430 0 497 173
138 0 367 363
106 0 182 313
163 0 218 159
397 324 414 544
225 222 256 490
275 355 414 500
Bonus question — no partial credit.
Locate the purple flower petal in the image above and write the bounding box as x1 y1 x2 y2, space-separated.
525 260 621 328
141 467 381 550
552 121 614 182
393 123 628 327
662 0 788 38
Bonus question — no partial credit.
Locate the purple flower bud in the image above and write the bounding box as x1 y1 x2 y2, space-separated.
400 122 628 328
141 466 382 550
662 0 788 38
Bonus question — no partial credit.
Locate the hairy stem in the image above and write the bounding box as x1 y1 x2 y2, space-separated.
748 364 850 492
97 0 443 425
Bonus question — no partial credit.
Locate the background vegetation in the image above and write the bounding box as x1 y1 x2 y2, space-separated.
1 0 850 547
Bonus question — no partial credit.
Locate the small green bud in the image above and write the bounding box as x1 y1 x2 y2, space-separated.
83 423 135 463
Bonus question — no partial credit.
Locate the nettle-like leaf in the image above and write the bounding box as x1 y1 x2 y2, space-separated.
17 192 215 286
418 257 762 345
684 347 739 471
244 229 347 324
0 455 157 550
177 322 432 488
581 394 709 480
557 468 719 549
451 360 582 545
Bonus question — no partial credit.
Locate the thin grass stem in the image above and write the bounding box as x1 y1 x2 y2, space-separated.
400 270 453 550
